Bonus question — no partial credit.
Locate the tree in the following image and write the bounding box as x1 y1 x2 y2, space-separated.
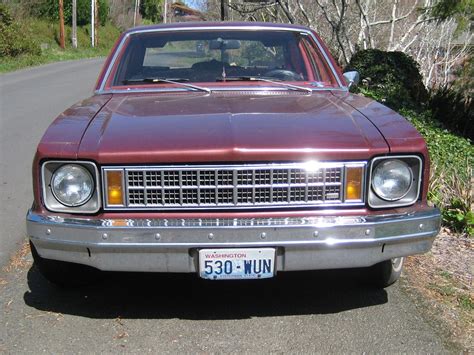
140 0 163 22
430 0 473 32
225 0 472 88
38 0 108 26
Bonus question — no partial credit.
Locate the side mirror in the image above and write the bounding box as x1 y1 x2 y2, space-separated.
343 71 360 88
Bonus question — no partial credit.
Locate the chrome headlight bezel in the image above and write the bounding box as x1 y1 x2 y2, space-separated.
41 161 101 213
368 155 422 208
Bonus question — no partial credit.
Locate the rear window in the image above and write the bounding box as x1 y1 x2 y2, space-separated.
112 30 338 85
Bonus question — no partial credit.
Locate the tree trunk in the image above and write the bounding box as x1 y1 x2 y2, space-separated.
221 0 229 21
59 0 65 49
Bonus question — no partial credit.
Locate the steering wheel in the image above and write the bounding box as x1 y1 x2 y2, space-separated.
264 69 303 81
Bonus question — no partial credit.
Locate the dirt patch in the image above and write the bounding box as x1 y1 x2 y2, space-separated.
403 229 473 351
1 241 32 273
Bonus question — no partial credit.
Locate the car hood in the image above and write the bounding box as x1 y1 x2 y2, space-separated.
77 91 389 163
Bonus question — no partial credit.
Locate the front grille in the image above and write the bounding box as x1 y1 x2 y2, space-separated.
102 162 365 210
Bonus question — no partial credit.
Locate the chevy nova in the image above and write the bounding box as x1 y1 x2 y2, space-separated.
27 22 441 286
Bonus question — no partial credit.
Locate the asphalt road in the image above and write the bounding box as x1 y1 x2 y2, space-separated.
0 60 454 353
0 58 104 267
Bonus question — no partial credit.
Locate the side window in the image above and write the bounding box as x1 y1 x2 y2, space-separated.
114 40 146 85
284 38 308 80
300 36 337 85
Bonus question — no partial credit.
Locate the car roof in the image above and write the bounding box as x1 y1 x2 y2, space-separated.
124 21 312 35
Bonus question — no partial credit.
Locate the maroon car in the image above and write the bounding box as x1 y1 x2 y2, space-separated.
27 22 441 287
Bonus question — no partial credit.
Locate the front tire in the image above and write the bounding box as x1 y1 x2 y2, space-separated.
369 257 404 288
30 242 100 287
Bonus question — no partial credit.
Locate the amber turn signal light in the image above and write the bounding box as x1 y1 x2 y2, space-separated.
345 167 363 201
107 170 123 205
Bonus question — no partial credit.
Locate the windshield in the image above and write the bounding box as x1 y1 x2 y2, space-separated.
111 30 338 87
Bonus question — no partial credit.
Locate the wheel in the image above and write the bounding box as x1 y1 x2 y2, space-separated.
30 242 101 287
369 257 404 288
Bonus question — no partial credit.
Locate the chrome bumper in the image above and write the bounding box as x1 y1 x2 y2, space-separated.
27 208 441 272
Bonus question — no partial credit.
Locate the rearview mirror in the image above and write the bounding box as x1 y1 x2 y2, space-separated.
209 38 241 50
343 71 360 88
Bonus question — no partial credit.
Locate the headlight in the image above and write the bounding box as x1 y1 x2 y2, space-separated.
371 159 412 201
51 164 94 206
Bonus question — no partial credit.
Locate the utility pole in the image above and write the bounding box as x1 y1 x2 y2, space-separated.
59 0 65 49
133 0 140 27
94 0 99 47
221 0 229 21
72 0 77 48
91 0 95 47
163 0 167 24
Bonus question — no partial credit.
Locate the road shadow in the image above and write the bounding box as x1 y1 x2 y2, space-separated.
24 265 388 320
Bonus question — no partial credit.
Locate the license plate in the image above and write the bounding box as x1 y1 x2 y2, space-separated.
198 248 276 280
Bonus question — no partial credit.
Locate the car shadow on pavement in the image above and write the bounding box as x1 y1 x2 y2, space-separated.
24 265 388 320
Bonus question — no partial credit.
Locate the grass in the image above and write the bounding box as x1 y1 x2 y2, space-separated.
428 282 456 297
439 270 453 280
403 231 473 351
0 47 109 72
458 295 473 312
0 18 120 73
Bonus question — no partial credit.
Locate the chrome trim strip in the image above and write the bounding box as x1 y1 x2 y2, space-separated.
27 208 438 229
101 162 359 170
31 231 436 249
32 231 433 251
97 25 346 93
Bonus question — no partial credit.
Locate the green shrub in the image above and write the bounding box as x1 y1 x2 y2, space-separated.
443 199 474 236
38 0 109 26
401 108 473 236
72 22 121 49
345 49 428 110
429 85 473 141
21 17 120 49
0 4 41 57
0 15 121 73
452 55 473 97
141 0 163 23
0 3 13 25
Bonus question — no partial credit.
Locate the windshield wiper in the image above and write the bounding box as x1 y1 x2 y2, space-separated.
123 78 211 94
217 76 312 94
